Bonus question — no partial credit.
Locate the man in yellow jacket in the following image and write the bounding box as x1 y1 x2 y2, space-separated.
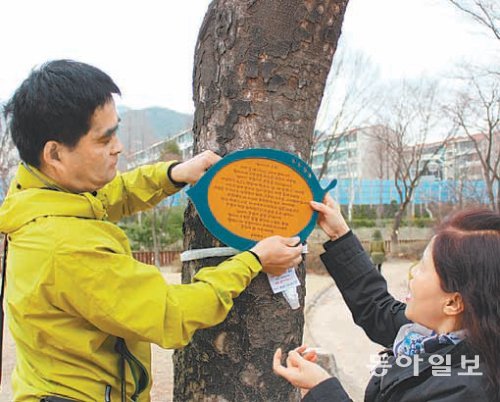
0 60 303 401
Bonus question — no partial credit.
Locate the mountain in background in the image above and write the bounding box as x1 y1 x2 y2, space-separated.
117 105 193 154
0 102 191 156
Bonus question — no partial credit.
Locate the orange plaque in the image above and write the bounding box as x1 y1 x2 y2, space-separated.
188 148 337 250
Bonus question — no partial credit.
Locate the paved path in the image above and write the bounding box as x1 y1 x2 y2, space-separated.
304 259 411 401
0 261 411 401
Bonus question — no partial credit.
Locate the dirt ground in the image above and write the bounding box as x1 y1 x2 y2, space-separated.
304 259 412 401
0 259 412 401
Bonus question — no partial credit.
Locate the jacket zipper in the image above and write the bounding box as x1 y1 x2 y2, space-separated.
105 384 112 402
115 338 150 401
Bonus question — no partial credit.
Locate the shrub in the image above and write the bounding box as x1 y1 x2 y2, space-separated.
349 219 376 228
400 217 434 228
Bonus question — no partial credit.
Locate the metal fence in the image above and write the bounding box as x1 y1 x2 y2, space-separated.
131 239 428 266
359 239 428 254
132 250 180 266
323 178 496 206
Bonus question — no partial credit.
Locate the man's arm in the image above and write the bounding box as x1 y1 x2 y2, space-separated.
51 231 302 348
98 161 181 222
53 248 262 348
99 150 221 222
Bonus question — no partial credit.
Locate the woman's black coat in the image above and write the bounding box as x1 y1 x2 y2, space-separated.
303 232 491 402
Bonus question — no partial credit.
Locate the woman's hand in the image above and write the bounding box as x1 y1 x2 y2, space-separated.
294 345 318 363
273 348 331 392
310 194 350 241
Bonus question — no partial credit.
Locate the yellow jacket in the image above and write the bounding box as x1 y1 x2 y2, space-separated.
0 162 261 402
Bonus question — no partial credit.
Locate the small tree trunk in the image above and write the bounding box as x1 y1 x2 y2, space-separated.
174 1 349 401
496 179 500 212
391 208 404 251
376 178 384 226
484 175 496 211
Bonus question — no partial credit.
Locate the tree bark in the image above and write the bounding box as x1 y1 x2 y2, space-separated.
173 1 348 401
391 208 403 247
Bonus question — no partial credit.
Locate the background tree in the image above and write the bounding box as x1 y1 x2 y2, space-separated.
371 81 453 246
446 71 500 211
118 140 184 256
313 47 380 180
372 132 392 224
160 140 182 161
174 0 349 401
447 0 499 41
152 141 182 263
118 205 185 250
445 0 499 211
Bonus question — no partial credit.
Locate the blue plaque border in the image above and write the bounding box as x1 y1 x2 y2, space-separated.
187 148 337 250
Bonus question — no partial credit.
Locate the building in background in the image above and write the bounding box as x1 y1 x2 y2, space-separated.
311 125 393 180
443 134 486 181
169 129 194 161
125 129 193 171
312 126 496 207
122 124 496 209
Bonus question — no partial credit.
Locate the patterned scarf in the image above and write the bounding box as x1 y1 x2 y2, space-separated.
393 323 467 357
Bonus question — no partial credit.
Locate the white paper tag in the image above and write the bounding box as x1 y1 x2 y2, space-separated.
282 287 300 309
267 268 300 294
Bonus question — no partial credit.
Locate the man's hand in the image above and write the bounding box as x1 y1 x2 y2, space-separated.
310 194 350 241
170 150 221 185
250 236 303 276
273 348 331 391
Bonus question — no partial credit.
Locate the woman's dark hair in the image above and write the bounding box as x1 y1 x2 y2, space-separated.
3 59 121 168
432 208 500 399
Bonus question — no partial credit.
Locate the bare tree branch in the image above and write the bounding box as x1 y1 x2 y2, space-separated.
370 80 454 244
445 68 500 210
313 46 381 179
447 0 500 40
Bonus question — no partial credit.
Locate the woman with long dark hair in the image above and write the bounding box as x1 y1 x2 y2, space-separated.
274 196 500 401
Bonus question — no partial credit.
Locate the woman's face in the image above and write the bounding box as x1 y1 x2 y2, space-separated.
405 240 458 333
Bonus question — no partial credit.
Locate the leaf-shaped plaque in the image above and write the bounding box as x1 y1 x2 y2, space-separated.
187 148 337 250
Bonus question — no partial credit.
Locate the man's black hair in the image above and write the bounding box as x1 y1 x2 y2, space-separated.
3 59 121 168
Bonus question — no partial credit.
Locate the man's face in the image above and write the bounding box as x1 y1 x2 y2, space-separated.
57 99 123 193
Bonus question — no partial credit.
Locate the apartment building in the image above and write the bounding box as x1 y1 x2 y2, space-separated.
442 134 487 181
311 125 393 180
312 126 497 206
125 129 193 170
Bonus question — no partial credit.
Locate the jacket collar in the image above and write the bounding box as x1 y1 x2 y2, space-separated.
0 163 107 234
13 162 68 193
377 342 467 400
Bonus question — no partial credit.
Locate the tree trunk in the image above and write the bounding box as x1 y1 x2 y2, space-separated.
173 1 349 401
496 178 500 212
376 178 384 225
391 207 404 251
484 174 496 211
